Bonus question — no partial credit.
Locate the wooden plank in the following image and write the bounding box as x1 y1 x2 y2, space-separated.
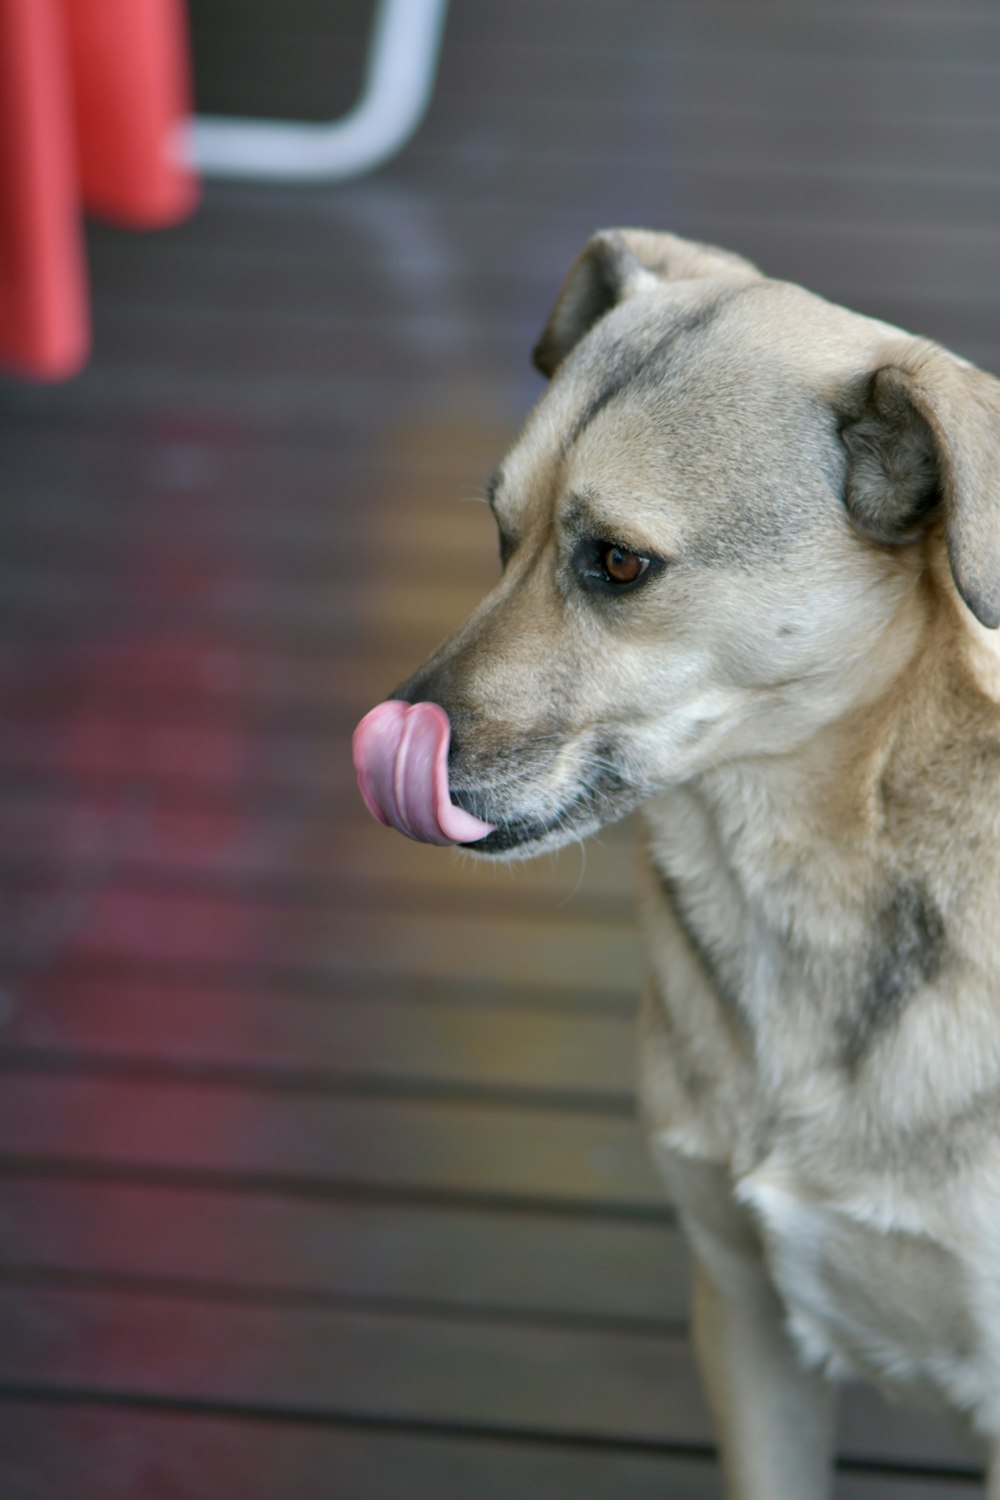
3 244 997 433
1 301 991 435
0 634 474 723
0 1174 972 1486
84 184 1000 276
71 195 1000 317
0 730 631 900
0 648 454 720
0 559 492 641
76 178 1000 301
0 852 626 931
0 1073 663 1209
79 213 1000 304
182 13 1000 170
0 478 500 562
72 241 1000 374
1 884 642 990
42 286 1000 382
0 1404 718 1500
0 953 638 1021
0 634 464 722
0 1401 981 1500
0 785 640 909
0 835 637 926
0 363 519 440
0 398 502 493
0 483 500 571
0 713 430 797
0 235 992 427
0 1286 703 1438
0 256 976 440
0 1178 689 1322
0 1286 975 1473
441 0 1000 48
1 975 637 1099
190 0 997 34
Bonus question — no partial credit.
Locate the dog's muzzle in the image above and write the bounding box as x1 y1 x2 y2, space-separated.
352 701 496 846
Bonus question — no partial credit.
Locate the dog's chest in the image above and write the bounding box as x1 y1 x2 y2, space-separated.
640 788 994 1412
738 1172 985 1407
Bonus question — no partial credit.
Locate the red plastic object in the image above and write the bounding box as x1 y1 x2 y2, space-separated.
63 0 199 228
0 0 197 380
0 0 89 379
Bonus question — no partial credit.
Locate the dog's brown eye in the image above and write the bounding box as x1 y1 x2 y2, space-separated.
574 537 660 596
603 545 649 585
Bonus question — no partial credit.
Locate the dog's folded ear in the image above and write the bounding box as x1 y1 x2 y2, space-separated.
840 342 1000 628
532 228 762 378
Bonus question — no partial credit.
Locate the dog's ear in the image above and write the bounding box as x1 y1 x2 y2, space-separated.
840 342 1000 628
532 228 763 378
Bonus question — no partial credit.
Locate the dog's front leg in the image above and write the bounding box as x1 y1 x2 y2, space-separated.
987 1446 1000 1499
692 1255 836 1500
652 1148 837 1497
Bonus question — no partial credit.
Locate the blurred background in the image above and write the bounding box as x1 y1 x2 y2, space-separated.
0 1 997 1494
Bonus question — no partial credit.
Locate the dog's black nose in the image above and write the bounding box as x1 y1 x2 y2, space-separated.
387 676 418 705
389 663 448 709
388 680 421 706
387 672 467 764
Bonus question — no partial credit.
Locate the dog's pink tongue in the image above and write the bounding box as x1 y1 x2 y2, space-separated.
352 701 495 845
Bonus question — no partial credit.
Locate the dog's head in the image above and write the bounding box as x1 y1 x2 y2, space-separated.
354 229 1000 858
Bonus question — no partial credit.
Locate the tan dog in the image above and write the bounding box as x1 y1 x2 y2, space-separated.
353 229 1000 1498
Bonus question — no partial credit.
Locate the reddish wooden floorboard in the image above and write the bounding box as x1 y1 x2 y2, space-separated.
0 1072 662 1209
0 1404 979 1500
0 977 638 1097
0 1177 691 1321
0 1286 976 1474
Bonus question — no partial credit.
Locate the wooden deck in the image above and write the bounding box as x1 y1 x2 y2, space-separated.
1 0 998 1493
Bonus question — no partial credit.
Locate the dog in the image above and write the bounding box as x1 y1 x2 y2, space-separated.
353 228 1000 1498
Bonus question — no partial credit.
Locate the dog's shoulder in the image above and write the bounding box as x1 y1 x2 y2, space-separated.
641 604 1000 1161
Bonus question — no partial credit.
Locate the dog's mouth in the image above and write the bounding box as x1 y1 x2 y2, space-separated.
353 699 637 856
446 797 576 855
454 815 603 856
448 776 634 855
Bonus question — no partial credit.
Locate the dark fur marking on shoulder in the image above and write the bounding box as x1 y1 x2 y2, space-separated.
562 288 745 455
654 863 743 1023
846 879 947 1068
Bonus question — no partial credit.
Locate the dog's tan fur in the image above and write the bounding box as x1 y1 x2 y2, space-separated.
393 230 1000 1497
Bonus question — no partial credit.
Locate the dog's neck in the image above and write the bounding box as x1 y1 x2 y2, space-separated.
640 576 999 1101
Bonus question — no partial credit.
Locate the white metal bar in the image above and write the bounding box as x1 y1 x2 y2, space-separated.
186 0 449 183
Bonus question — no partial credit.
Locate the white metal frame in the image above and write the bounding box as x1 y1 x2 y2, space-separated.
188 0 449 183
